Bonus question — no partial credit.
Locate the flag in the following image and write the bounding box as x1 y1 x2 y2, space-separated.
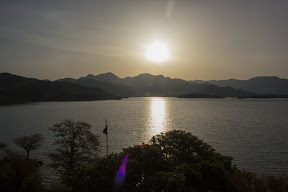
103 124 108 135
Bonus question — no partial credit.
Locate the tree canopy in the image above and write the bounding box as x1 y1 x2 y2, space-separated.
48 119 100 176
14 134 44 159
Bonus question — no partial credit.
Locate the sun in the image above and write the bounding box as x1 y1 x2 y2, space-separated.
145 41 169 62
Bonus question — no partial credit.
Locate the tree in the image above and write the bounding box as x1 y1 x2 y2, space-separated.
48 119 100 176
14 134 44 159
150 130 235 191
150 130 233 166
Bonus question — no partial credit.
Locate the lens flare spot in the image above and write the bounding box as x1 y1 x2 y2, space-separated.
113 153 129 191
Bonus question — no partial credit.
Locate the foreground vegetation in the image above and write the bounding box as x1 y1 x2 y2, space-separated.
0 120 287 192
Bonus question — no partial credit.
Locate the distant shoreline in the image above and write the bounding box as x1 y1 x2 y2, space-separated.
237 94 288 99
178 93 224 98
0 98 122 105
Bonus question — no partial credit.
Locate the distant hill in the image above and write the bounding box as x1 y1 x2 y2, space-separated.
58 72 255 97
79 72 122 85
0 73 120 104
58 73 133 97
191 76 288 95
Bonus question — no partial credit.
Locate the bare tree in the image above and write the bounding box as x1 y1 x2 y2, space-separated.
14 134 44 159
48 120 100 175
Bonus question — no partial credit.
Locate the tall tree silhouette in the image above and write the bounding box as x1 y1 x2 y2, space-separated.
48 120 100 176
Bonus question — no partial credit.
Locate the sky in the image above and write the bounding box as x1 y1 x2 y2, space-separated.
0 0 288 80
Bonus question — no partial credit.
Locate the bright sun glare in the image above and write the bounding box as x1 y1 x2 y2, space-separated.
145 41 169 62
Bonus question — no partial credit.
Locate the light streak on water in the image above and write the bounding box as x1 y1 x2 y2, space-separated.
150 97 167 135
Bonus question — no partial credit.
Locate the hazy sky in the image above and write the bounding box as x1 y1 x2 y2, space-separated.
1 0 288 80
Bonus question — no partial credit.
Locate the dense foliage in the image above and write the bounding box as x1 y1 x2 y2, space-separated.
150 130 234 191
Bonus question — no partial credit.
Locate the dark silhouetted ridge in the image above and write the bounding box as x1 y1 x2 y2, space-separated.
0 73 120 104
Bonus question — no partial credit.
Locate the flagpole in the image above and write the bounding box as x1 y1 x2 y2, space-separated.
103 119 109 156
106 119 108 156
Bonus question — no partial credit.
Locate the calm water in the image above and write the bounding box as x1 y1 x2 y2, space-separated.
1 97 288 184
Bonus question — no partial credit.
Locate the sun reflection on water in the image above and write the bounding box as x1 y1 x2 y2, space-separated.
150 97 167 136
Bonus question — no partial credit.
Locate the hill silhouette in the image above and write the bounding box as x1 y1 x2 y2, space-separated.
0 73 120 104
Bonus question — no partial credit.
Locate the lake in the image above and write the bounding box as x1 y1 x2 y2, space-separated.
0 97 288 184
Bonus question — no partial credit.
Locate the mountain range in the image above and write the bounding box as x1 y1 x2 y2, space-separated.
1 72 287 104
57 73 256 97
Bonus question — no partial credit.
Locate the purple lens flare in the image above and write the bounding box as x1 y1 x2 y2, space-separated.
113 153 129 191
